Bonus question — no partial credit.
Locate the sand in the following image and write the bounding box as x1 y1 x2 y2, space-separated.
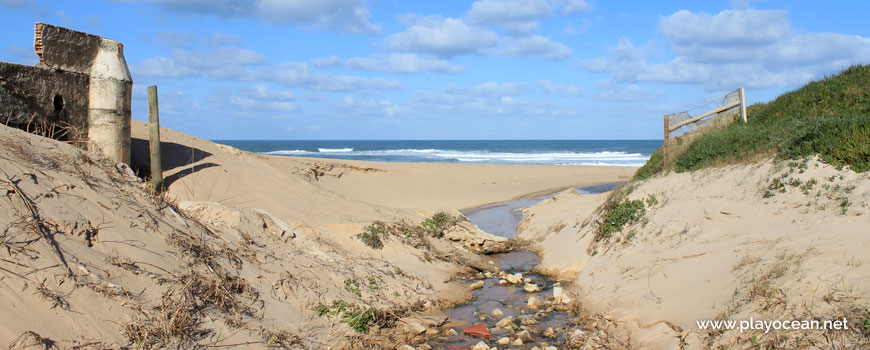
0 121 633 348
520 158 870 349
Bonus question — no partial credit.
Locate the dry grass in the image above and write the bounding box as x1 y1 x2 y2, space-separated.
8 331 58 350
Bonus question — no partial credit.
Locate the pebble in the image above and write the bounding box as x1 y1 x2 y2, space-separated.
495 316 513 329
511 338 524 346
505 273 523 284
491 308 504 317
523 283 540 293
498 279 507 286
527 296 539 309
517 330 533 343
470 281 485 290
496 337 511 345
397 345 415 350
543 327 555 338
471 341 490 350
518 315 537 326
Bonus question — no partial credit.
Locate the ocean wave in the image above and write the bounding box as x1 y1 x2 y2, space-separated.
264 148 649 166
264 150 308 155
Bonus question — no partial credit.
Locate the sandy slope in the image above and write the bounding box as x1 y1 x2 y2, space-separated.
0 121 632 348
519 158 870 349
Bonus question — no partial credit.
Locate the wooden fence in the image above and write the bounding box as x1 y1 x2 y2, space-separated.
663 87 746 165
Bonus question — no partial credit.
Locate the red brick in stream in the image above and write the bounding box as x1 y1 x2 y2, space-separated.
462 323 491 339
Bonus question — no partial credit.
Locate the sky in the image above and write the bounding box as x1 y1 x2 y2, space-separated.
2 1 870 140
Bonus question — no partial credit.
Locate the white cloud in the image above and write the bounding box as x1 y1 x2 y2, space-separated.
267 62 402 91
593 80 660 102
122 0 379 34
578 8 870 90
133 47 402 92
384 16 499 58
444 81 527 98
221 85 299 115
660 8 790 47
311 53 465 74
539 79 582 96
467 0 552 34
497 35 572 60
553 0 591 14
401 81 579 118
345 53 465 74
132 46 267 78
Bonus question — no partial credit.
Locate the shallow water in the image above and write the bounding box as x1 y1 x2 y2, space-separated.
426 183 621 348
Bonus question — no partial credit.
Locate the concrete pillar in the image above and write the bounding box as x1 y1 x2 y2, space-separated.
87 38 132 165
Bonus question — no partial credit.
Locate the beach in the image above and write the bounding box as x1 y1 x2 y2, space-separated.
0 121 635 348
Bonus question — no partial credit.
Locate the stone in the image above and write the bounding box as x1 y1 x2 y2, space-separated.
523 283 540 293
470 281 485 290
397 345 416 350
445 328 458 336
498 279 507 286
505 273 523 284
511 338 523 346
517 330 533 343
491 308 504 317
518 315 537 326
463 323 491 339
496 337 511 345
543 327 555 338
471 341 490 350
495 316 513 329
527 296 539 309
523 277 532 284
403 322 426 335
543 347 558 350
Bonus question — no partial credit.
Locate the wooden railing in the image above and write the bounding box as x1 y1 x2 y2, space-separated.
663 87 746 165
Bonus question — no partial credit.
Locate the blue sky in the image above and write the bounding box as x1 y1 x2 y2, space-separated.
2 0 869 140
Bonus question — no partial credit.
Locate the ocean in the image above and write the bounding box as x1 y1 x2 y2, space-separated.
212 140 661 167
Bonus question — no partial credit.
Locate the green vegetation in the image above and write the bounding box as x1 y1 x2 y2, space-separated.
356 224 385 249
343 279 361 296
315 300 377 333
356 212 461 249
636 65 870 180
598 198 646 239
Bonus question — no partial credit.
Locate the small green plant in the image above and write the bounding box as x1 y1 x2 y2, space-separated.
420 212 455 238
314 300 377 333
645 193 659 207
599 199 646 240
356 223 385 249
840 197 852 214
344 279 361 296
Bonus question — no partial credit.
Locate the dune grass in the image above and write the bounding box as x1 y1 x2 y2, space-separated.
635 64 870 180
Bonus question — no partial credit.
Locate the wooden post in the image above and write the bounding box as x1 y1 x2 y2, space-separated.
147 85 163 193
739 87 747 123
663 114 670 168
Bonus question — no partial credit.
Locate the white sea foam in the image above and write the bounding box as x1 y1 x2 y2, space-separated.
264 148 649 166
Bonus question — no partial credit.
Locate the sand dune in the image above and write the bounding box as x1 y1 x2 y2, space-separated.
0 121 633 348
520 158 870 349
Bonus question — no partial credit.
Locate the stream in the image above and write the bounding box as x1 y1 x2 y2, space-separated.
427 183 621 349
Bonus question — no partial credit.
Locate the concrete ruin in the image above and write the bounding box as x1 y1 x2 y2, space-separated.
0 23 133 165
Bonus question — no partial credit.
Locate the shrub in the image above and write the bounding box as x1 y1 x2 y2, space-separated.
635 64 870 178
356 223 385 249
598 199 646 239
